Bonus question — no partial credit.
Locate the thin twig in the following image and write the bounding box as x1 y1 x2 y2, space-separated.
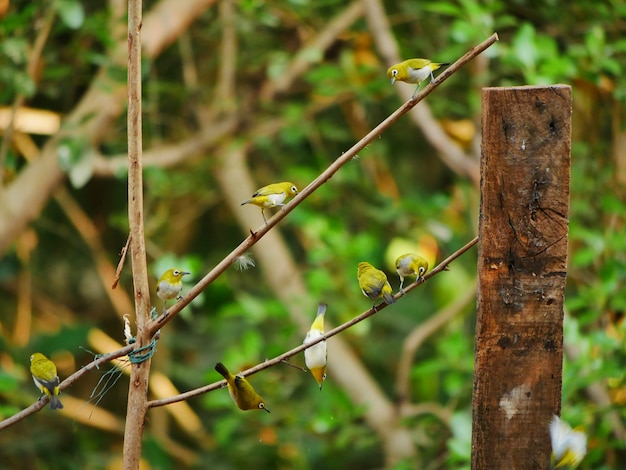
148 236 478 408
112 234 132 290
280 359 308 372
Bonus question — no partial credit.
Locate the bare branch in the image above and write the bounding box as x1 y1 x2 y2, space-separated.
112 234 132 290
92 116 239 177
123 2 151 468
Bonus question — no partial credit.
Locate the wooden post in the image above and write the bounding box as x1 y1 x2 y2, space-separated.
472 85 572 469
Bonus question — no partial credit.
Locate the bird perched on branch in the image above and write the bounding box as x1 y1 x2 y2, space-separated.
241 182 298 223
30 353 64 410
387 58 450 98
357 262 396 310
303 303 328 389
395 253 429 293
157 268 190 315
550 415 587 469
215 362 270 412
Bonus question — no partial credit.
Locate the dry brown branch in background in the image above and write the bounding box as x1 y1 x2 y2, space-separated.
0 0 218 256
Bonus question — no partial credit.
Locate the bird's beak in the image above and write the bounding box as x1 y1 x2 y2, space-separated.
390 78 396 85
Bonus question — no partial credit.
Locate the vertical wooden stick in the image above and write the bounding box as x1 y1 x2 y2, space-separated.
123 1 151 469
472 85 572 469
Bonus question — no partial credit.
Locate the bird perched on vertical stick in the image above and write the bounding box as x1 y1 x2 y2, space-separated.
30 353 64 410
215 362 270 412
357 262 396 310
157 268 190 315
395 253 429 293
241 182 298 223
387 58 450 98
303 303 328 390
550 415 587 469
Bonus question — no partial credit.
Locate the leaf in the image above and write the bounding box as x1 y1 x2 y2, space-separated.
511 23 538 70
56 137 94 188
67 146 95 188
54 0 85 30
423 3 462 16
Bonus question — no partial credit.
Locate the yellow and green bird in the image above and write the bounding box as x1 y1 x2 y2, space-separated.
550 415 587 469
157 268 190 315
387 58 449 98
215 362 270 413
303 303 328 390
357 262 396 310
241 182 298 223
30 352 63 410
395 253 429 293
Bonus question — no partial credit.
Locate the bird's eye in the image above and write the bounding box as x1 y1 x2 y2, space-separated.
392 69 398 77
291 186 297 193
30 354 34 361
173 270 180 276
419 267 426 275
259 403 265 409
322 374 327 380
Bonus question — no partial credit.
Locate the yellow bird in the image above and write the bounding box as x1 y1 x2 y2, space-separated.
241 182 298 223
156 268 190 315
387 58 450 98
395 253 429 293
30 352 63 410
215 362 270 413
550 415 587 469
357 262 396 310
303 303 328 390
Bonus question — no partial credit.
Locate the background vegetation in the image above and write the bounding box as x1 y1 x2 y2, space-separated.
0 0 625 468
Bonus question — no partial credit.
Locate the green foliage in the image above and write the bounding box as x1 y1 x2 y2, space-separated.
53 0 85 30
